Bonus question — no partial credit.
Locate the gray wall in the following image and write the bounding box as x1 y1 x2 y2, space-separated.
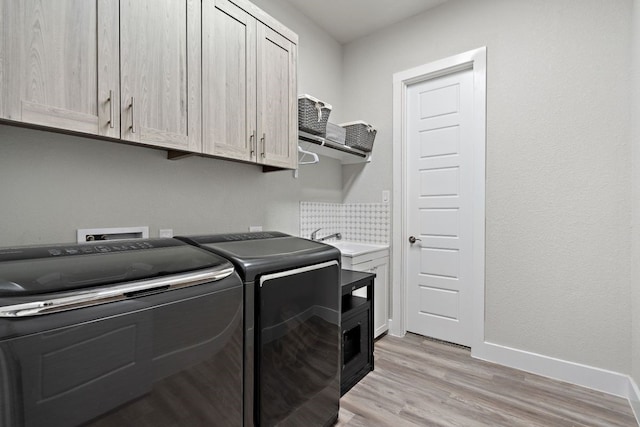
633 0 640 388
341 0 633 374
0 1 344 246
250 0 345 123
1 0 637 384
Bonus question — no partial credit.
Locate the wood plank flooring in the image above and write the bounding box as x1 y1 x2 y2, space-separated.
337 333 638 427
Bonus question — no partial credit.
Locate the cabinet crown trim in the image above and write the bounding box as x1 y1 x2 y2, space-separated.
228 0 298 44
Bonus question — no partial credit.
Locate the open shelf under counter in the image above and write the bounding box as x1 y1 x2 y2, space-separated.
298 130 371 164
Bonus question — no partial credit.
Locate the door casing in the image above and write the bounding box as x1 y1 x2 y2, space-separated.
391 47 486 351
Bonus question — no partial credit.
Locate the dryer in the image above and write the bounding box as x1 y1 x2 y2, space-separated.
179 232 341 427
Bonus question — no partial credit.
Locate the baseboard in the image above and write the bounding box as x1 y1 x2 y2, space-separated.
472 341 631 398
387 319 405 338
630 377 640 425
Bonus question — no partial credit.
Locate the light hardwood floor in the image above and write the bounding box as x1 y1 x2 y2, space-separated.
337 333 637 427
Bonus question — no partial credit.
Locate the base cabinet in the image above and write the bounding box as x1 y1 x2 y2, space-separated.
342 251 389 339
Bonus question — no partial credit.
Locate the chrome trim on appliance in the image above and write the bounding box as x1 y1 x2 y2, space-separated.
259 260 339 287
0 265 235 317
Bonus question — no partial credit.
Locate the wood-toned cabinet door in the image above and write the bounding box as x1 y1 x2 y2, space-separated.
120 0 201 152
203 0 256 161
256 23 297 169
0 0 119 137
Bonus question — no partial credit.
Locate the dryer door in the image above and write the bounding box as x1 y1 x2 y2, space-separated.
257 261 340 427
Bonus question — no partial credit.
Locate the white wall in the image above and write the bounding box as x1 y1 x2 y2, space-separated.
342 0 633 374
0 0 345 246
632 0 640 389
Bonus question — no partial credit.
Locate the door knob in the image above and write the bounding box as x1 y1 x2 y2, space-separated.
408 236 421 244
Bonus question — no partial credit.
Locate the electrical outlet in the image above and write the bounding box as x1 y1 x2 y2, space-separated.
249 226 263 232
382 190 390 203
159 229 173 238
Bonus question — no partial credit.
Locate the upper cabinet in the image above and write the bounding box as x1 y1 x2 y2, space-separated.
1 0 296 169
120 0 201 152
0 0 119 138
203 0 297 169
203 0 256 162
256 24 297 169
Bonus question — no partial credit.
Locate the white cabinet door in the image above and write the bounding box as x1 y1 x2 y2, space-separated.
372 259 389 338
120 0 201 152
0 0 119 137
346 255 389 338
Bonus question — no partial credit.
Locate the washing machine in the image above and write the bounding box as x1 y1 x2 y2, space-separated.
178 232 341 427
0 238 243 427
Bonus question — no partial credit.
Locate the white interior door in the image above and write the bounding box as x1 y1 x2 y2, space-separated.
406 68 474 346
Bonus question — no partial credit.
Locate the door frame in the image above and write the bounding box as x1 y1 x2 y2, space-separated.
391 47 486 351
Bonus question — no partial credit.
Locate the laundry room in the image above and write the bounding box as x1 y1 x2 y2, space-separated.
0 0 639 426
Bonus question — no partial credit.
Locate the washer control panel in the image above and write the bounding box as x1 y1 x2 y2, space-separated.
46 241 156 257
0 239 183 262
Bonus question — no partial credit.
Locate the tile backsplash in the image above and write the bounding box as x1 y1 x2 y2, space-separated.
300 202 390 244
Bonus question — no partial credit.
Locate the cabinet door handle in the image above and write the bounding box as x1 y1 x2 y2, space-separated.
260 133 266 158
250 130 256 157
129 97 135 133
107 90 114 129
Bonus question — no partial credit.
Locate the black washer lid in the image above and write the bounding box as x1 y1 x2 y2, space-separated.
0 238 232 297
178 232 340 282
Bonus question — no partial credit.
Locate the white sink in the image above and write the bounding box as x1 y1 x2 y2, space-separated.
327 241 388 257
